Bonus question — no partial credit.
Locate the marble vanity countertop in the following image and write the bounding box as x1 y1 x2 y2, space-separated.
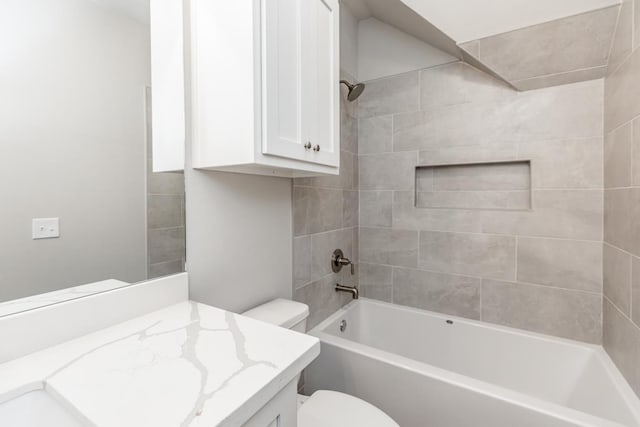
0 301 320 426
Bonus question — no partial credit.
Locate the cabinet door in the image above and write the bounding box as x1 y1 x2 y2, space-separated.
261 0 309 163
301 0 340 167
262 0 339 168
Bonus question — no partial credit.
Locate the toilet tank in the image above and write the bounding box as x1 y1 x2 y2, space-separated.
242 298 309 333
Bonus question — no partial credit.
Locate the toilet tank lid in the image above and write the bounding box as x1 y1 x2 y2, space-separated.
242 298 309 329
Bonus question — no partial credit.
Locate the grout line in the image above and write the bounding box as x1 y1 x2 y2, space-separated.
605 295 640 332
604 3 624 68
514 236 519 282
356 262 602 296
361 226 602 244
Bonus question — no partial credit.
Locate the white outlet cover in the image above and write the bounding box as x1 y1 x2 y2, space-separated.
32 218 60 240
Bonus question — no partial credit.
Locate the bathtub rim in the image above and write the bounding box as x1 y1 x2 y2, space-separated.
308 298 640 427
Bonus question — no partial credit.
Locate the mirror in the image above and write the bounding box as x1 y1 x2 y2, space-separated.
0 0 185 315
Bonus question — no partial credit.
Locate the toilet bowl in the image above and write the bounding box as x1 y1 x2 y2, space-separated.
242 299 398 427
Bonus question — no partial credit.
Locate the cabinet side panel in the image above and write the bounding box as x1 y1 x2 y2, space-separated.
190 0 256 167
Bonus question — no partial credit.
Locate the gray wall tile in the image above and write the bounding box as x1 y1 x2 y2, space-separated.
483 279 602 343
393 190 484 232
343 190 358 228
295 151 354 189
431 162 529 191
149 259 183 279
633 257 640 326
603 299 640 396
357 71 419 118
482 190 603 241
294 275 351 330
419 231 516 280
418 143 518 166
512 66 607 91
607 0 633 75
293 187 343 236
293 236 311 289
419 62 514 109
519 137 603 189
517 237 602 292
359 152 417 190
604 123 632 188
473 7 617 81
360 191 393 227
515 80 604 142
360 228 418 268
603 0 640 391
358 115 393 154
635 0 640 51
393 267 481 319
148 227 185 265
393 101 521 152
148 195 183 229
394 80 602 152
604 188 640 256
633 118 640 186
310 229 353 282
416 190 531 211
148 172 185 195
341 110 358 154
359 263 393 302
603 243 632 316
605 47 640 132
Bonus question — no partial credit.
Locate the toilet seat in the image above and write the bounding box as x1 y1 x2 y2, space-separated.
297 390 399 427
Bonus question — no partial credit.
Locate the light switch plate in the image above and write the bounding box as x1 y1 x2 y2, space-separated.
32 218 60 239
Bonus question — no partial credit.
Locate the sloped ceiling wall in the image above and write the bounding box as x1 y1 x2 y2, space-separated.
459 5 620 91
343 0 623 90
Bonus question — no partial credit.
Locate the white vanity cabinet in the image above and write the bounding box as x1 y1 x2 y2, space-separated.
243 380 297 427
189 0 340 177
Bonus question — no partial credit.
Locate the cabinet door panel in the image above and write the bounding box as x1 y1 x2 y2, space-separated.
261 0 309 162
301 0 339 167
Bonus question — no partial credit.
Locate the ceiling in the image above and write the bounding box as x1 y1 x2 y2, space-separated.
89 0 149 24
340 0 461 59
342 0 621 42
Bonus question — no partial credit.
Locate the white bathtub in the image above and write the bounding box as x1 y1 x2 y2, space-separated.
304 298 640 427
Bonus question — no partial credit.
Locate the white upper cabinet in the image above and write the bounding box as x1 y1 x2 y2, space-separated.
149 0 186 173
189 0 340 177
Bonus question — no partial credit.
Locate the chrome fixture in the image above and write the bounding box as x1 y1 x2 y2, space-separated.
335 283 359 300
304 142 312 150
313 144 320 152
339 319 347 332
332 249 354 274
340 79 366 101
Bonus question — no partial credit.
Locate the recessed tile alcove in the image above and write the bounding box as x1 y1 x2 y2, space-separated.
415 161 532 211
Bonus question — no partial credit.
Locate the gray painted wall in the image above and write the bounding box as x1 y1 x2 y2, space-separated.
0 0 149 302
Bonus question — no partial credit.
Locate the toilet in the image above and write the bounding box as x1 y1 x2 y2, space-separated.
243 299 399 427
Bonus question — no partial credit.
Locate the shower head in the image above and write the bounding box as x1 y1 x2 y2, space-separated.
340 80 366 101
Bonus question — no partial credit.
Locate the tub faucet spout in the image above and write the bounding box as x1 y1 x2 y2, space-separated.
335 283 359 300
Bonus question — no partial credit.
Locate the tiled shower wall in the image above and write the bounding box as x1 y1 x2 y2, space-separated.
292 73 359 329
602 0 640 396
145 88 186 279
357 62 604 344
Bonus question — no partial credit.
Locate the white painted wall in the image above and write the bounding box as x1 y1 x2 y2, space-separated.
400 0 621 42
340 4 359 79
0 0 149 301
358 17 457 81
184 171 292 314
183 0 292 313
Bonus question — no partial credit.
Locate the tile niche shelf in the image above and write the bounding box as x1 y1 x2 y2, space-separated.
415 160 532 211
